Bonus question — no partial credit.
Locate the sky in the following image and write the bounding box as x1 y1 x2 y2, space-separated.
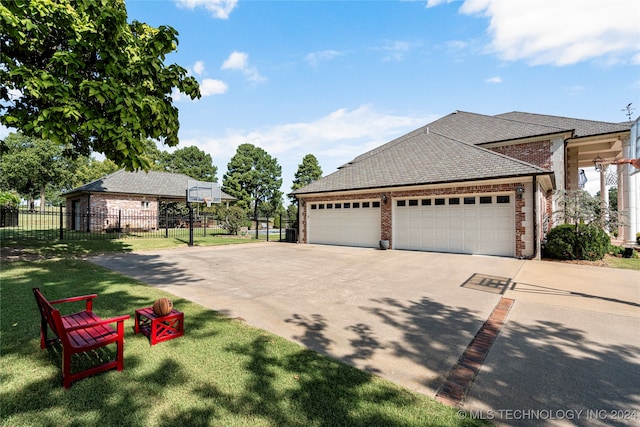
5 0 640 198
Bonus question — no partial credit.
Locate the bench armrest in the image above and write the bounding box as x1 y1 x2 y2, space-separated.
64 314 131 332
48 294 98 305
49 294 98 312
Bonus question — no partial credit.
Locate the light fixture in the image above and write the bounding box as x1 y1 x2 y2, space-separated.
381 194 387 204
593 155 606 173
516 184 524 199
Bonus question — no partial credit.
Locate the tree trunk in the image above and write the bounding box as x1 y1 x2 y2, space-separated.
40 185 47 212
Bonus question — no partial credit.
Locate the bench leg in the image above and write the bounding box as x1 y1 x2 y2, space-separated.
116 322 125 371
40 318 48 349
62 349 72 389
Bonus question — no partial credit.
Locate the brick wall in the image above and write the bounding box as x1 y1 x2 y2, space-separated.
65 194 159 232
298 181 531 258
489 140 552 169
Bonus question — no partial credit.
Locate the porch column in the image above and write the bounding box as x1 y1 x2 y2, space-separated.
621 135 638 245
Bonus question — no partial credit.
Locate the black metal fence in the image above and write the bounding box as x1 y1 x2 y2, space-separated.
0 207 298 243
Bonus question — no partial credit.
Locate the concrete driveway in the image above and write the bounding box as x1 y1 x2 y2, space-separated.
90 243 640 426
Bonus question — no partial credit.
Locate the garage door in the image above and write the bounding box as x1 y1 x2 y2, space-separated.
307 201 381 248
394 195 515 257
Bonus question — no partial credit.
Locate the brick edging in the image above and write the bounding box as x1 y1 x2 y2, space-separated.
435 297 515 406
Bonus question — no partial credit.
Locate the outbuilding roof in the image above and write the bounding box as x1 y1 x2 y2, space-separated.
63 169 235 201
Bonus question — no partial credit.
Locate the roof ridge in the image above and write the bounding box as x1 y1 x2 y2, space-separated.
497 111 629 127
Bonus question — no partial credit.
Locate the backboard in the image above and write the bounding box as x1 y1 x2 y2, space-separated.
187 180 221 204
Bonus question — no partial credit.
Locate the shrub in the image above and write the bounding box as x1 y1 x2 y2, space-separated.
544 224 610 261
609 245 626 257
576 225 609 261
544 224 577 260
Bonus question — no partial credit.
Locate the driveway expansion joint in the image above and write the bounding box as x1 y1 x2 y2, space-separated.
436 297 515 407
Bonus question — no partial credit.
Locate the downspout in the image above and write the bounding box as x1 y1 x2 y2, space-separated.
532 175 538 259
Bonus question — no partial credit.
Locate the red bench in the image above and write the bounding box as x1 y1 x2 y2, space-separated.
33 288 130 388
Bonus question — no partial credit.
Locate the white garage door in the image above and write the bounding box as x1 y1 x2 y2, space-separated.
394 195 515 257
307 201 381 248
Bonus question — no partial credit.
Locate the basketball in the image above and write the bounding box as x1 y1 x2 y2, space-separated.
153 298 173 316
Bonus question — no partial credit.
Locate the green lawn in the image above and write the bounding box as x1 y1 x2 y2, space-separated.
0 257 486 427
605 254 640 270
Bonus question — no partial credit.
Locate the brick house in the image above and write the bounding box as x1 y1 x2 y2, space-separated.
291 111 637 259
63 170 234 232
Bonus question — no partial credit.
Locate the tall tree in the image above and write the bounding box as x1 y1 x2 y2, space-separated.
161 146 218 182
0 132 76 210
0 0 200 171
290 154 322 203
223 143 282 219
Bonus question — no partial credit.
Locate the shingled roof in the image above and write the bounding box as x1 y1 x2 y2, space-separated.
63 170 234 201
293 110 629 196
293 126 550 194
495 111 632 139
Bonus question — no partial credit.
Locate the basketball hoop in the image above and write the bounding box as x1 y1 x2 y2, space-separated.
605 168 618 186
203 197 212 208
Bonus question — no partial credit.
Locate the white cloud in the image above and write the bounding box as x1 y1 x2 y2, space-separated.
200 78 228 96
221 51 266 83
305 50 343 67
180 105 437 188
221 51 248 70
485 76 502 84
452 0 640 66
172 78 227 100
193 61 205 75
174 0 238 19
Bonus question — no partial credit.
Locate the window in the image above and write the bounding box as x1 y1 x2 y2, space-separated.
353 202 360 208
422 199 431 206
464 197 476 204
311 204 317 209
344 203 350 208
435 198 445 205
497 195 510 204
363 202 370 208
319 204 325 209
372 201 381 208
449 198 460 205
327 203 333 209
409 199 418 206
335 203 341 209
480 196 492 204
397 200 406 207
141 201 150 209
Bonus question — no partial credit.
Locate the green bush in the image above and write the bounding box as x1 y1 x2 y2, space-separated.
637 232 640 245
544 224 610 261
609 245 626 257
577 225 610 260
544 224 577 260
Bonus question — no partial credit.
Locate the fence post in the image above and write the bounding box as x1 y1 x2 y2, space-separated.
59 204 64 240
118 210 122 239
203 214 207 237
188 202 194 246
279 214 283 241
164 205 169 238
